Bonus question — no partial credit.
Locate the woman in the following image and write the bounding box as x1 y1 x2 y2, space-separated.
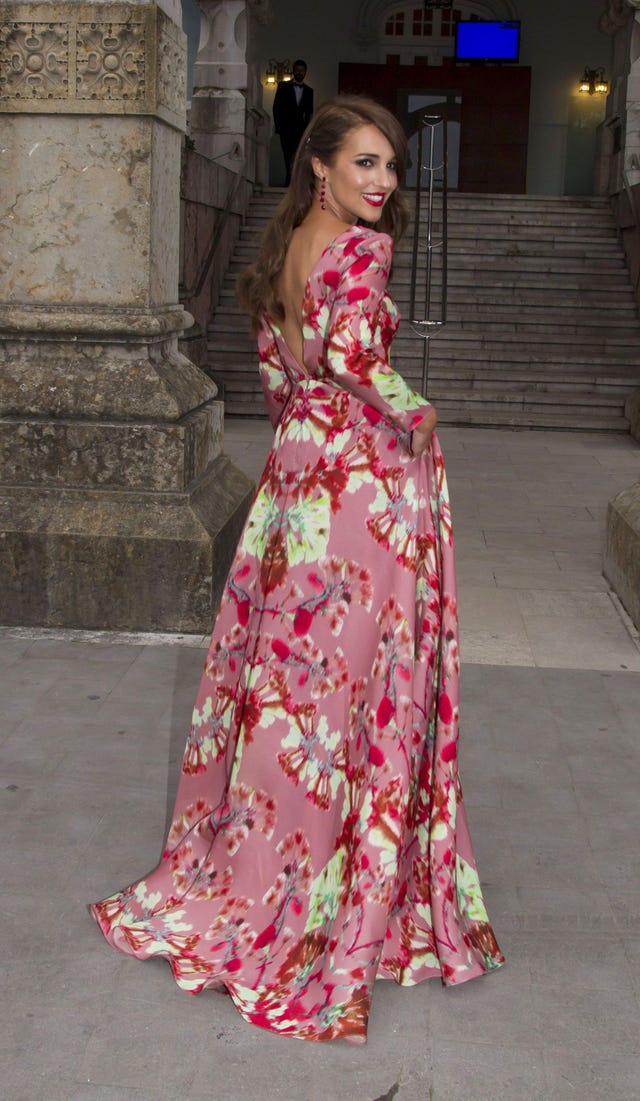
90 96 504 1043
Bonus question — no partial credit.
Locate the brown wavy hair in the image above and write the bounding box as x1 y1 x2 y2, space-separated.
237 95 408 333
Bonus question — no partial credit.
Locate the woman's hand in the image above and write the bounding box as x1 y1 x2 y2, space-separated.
410 406 437 456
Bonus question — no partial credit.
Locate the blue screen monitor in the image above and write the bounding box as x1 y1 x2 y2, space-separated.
455 21 521 63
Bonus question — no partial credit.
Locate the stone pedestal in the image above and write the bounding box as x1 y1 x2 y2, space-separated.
605 481 640 631
626 388 640 441
0 2 253 631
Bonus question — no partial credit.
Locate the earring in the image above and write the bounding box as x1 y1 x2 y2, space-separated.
320 177 326 211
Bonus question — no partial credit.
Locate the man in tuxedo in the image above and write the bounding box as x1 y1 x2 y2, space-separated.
273 59 314 186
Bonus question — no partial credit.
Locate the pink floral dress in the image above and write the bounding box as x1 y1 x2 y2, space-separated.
90 226 504 1043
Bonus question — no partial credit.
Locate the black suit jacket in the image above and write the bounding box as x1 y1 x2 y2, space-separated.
273 81 314 141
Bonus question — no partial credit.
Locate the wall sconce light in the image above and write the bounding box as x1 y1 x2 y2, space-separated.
579 67 609 96
264 59 293 87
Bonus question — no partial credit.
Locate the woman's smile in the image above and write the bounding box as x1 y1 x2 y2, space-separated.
314 123 399 224
362 192 386 208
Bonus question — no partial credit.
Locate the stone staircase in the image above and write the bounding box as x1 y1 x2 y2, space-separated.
207 189 640 431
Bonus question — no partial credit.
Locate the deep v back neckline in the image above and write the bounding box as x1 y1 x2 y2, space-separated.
268 226 363 380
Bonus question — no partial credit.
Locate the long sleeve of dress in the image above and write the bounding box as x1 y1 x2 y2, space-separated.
257 326 292 428
323 231 434 440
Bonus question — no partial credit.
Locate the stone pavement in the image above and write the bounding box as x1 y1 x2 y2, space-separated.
2 419 640 1101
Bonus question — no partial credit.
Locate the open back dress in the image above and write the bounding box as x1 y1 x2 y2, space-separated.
90 225 505 1043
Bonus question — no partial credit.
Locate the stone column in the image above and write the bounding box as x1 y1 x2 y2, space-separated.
0 1 253 631
190 0 247 170
189 0 270 180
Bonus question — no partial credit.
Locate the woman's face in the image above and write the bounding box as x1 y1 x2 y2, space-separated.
314 124 399 224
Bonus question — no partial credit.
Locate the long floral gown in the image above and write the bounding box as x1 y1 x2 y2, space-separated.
91 225 504 1043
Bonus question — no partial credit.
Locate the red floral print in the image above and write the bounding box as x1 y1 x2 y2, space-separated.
90 226 504 1044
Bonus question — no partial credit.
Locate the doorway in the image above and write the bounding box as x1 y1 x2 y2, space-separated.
339 61 531 193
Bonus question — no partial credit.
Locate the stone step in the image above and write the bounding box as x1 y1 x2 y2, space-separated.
217 284 640 316
249 191 613 214
210 347 637 380
427 378 634 396
433 410 628 430
432 195 611 210
397 321 640 341
216 397 626 426
439 213 617 226
210 360 639 392
207 331 640 365
229 256 632 284
217 348 616 373
219 284 639 314
235 219 622 242
239 225 623 251
209 368 640 401
233 242 628 268
249 217 618 235
405 303 640 324
230 262 630 285
210 370 636 401
390 272 634 290
245 196 614 215
398 291 637 309
212 314 640 340
218 395 628 432
214 374 626 405
244 210 618 232
226 264 637 290
398 346 640 368
393 333 640 354
247 189 612 206
423 388 625 411
245 225 620 243
207 351 640 382
418 341 640 363
242 206 616 226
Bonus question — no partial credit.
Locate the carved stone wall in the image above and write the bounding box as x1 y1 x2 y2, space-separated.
0 3 184 127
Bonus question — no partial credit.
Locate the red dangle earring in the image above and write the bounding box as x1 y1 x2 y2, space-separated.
320 177 327 211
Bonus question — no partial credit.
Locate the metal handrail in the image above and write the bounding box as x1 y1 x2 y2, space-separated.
620 168 640 295
408 114 448 397
622 168 639 229
181 160 249 301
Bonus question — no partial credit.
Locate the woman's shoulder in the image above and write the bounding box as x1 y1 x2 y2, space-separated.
340 224 393 252
328 225 394 273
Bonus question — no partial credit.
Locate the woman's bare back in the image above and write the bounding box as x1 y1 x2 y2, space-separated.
277 216 352 374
